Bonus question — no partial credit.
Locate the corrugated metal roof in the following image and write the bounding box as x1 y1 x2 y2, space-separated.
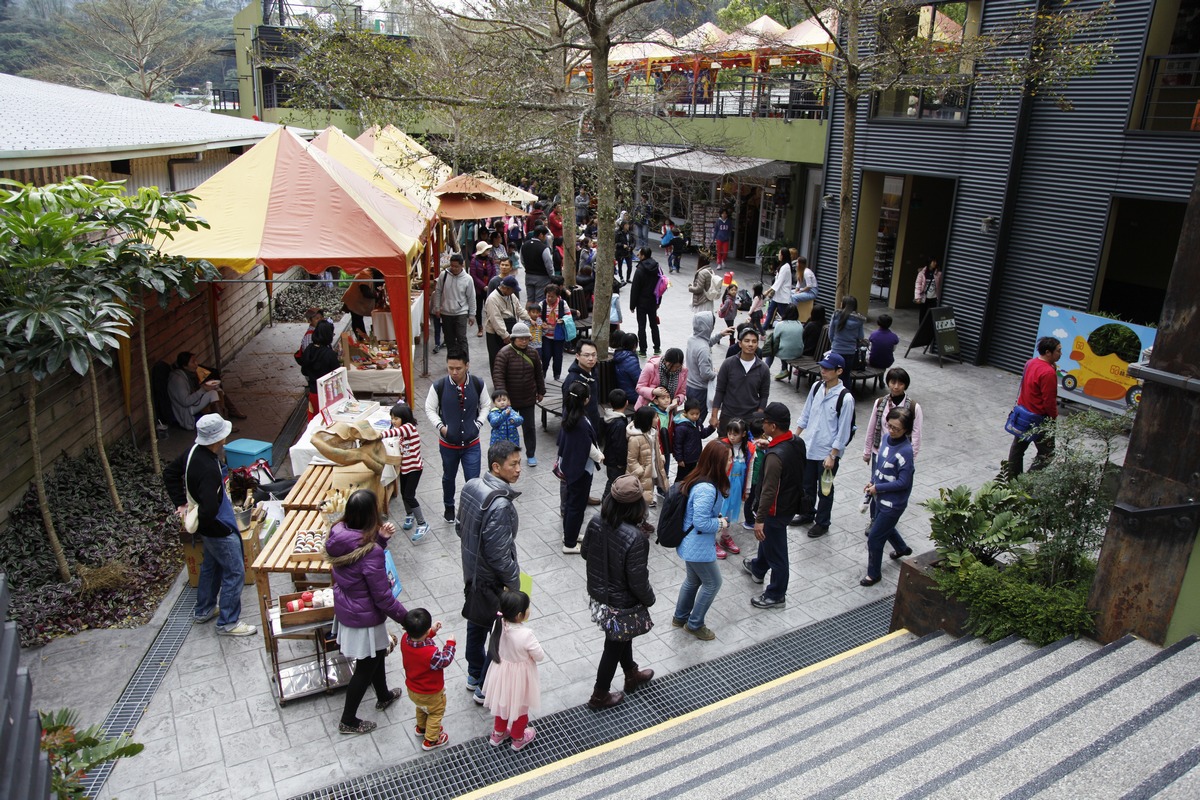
0 73 285 167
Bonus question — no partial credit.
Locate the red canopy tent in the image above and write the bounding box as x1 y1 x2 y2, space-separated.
159 128 433 403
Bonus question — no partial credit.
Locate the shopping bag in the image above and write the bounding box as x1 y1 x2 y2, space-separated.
384 549 403 598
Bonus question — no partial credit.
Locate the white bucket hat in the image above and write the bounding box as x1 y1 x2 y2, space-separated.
195 414 233 446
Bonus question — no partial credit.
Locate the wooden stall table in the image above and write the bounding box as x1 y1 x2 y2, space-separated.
252 507 352 705
282 464 333 512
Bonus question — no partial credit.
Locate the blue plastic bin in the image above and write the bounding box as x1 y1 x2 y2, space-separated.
225 439 272 469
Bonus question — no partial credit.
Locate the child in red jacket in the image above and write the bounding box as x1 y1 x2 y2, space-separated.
400 608 457 751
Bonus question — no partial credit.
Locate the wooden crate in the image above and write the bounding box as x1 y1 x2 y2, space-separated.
286 530 329 564
278 591 335 626
282 464 333 511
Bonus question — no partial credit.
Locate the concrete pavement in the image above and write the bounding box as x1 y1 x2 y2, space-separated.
23 247 1033 799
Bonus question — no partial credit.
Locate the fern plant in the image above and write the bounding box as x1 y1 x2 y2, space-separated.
923 482 1034 567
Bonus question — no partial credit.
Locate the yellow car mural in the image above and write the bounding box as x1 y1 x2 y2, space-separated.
1062 336 1142 407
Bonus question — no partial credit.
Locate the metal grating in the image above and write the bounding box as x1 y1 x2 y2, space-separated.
80 585 198 799
290 597 895 800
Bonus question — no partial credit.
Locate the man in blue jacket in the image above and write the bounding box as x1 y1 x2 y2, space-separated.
794 353 855 538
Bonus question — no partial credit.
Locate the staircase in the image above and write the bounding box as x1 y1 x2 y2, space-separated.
492 633 1200 799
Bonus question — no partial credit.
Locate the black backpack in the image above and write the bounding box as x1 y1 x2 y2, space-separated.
655 483 694 548
736 288 752 311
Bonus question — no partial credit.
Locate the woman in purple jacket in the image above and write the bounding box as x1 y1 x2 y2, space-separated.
325 489 409 734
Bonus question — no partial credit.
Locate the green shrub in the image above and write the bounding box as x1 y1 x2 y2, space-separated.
924 482 1033 567
933 557 1096 645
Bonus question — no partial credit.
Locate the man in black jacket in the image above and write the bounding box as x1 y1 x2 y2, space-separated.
743 403 806 610
628 247 662 356
163 414 257 636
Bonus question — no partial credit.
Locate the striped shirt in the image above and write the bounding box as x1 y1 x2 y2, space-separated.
390 423 424 473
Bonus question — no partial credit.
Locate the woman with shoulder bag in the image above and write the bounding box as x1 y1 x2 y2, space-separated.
671 440 732 641
581 474 656 709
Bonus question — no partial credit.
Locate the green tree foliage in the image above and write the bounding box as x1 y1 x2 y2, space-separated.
40 708 144 798
717 0 802 29
1087 322 1142 364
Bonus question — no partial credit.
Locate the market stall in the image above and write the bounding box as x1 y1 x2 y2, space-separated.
158 126 436 404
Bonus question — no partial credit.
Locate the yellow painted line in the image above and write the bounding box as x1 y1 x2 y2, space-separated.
456 629 911 799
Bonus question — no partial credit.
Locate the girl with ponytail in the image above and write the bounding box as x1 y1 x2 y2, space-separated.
482 590 545 751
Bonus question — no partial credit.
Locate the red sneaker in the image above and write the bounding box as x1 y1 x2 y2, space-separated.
715 544 727 560
720 533 741 555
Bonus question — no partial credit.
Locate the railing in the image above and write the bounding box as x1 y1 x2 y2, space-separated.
1138 53 1200 132
211 87 240 111
625 71 827 121
261 0 416 36
0 573 53 800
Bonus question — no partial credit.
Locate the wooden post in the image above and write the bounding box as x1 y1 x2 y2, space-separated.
1088 165 1200 644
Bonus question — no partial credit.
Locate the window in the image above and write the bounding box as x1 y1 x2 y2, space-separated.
1133 0 1200 132
872 2 979 122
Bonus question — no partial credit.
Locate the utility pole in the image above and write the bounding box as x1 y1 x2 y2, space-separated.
1089 165 1200 644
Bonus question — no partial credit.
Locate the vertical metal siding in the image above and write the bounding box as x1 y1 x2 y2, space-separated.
817 0 1200 373
0 149 240 193
986 0 1200 371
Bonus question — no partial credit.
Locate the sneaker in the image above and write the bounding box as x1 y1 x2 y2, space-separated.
414 725 425 737
719 532 740 555
741 520 755 531
511 728 537 752
432 344 441 354
527 456 538 467
443 507 455 523
686 625 716 641
489 730 511 747
807 524 830 538
422 731 450 751
741 558 764 584
217 622 256 637
562 543 582 554
466 676 481 692
402 515 415 530
411 524 429 543
774 370 790 381
715 543 727 560
473 689 485 705
338 720 378 735
671 617 685 628
751 594 786 610
193 608 218 624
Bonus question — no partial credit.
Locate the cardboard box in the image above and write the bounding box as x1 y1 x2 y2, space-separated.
182 521 262 588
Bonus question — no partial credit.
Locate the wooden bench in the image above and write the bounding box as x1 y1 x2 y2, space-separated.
537 377 564 430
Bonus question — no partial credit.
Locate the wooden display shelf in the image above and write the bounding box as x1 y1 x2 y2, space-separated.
253 508 329 572
282 464 333 512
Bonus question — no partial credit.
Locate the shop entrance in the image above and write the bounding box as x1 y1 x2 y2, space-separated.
1095 197 1186 326
850 172 955 308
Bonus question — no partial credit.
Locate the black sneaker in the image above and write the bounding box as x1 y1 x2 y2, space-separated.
741 558 763 584
789 515 815 526
807 524 830 538
444 507 455 523
751 594 786 609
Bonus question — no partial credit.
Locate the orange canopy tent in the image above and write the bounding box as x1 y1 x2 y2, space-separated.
433 175 527 220
159 127 432 403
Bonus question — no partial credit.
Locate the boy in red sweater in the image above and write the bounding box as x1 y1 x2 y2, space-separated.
400 608 457 751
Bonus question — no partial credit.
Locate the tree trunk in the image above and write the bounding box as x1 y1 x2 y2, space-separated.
27 372 72 583
558 157 577 287
835 1 861 304
88 354 124 513
140 308 161 475
589 24 616 359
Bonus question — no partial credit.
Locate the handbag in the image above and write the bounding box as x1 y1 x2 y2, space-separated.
384 549 403 599
181 446 200 542
1004 364 1046 441
552 457 567 482
588 598 654 642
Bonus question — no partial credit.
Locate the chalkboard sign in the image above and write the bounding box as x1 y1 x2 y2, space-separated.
904 304 963 367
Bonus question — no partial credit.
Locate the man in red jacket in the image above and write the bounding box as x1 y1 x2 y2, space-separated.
1008 336 1062 476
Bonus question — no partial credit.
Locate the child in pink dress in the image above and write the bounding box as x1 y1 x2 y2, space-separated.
482 591 545 752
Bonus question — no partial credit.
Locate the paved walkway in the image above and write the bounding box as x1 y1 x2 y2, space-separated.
24 247 1030 800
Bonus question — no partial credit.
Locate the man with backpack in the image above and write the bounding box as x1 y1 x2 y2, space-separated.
742 402 806 610
793 353 856 539
424 349 492 522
